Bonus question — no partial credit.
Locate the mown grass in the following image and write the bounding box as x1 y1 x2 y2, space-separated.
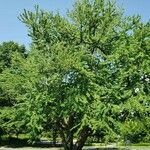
1 135 150 150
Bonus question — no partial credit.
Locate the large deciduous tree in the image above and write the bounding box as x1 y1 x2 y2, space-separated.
0 0 150 149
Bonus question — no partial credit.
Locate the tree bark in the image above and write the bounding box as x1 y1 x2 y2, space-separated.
73 126 92 150
58 114 92 150
59 129 73 150
59 126 92 150
52 129 57 146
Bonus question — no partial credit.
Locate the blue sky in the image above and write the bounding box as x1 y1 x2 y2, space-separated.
0 0 149 48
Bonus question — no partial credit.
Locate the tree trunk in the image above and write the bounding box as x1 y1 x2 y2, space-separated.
73 126 92 150
58 114 92 150
60 130 73 150
60 126 92 150
52 129 57 146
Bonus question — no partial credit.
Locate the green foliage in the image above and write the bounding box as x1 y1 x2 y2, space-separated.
0 41 26 106
0 41 26 72
0 0 150 149
121 120 147 143
0 41 27 138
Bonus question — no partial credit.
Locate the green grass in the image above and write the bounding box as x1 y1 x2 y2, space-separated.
1 135 150 150
1 134 30 140
1 145 150 150
118 143 150 147
131 143 150 146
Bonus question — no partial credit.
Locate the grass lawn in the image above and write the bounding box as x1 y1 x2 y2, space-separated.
1 146 150 150
128 146 150 150
84 146 150 150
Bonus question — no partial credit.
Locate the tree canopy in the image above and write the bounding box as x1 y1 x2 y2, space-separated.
0 0 150 149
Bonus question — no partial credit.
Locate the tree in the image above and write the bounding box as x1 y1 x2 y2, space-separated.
0 41 27 138
0 0 150 149
0 41 26 108
0 41 26 72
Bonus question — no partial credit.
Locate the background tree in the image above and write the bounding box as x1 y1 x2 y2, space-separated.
0 41 27 138
0 41 26 72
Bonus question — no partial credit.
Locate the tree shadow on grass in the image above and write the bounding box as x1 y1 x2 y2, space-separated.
0 138 126 150
0 137 62 148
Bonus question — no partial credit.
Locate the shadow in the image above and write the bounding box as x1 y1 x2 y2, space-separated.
0 137 63 148
83 148 126 150
0 138 127 150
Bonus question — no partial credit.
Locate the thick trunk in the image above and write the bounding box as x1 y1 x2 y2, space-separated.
60 126 92 150
73 126 92 150
66 131 73 149
60 130 73 150
58 114 75 150
58 115 92 150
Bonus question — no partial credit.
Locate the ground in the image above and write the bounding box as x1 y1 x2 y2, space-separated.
1 146 150 150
